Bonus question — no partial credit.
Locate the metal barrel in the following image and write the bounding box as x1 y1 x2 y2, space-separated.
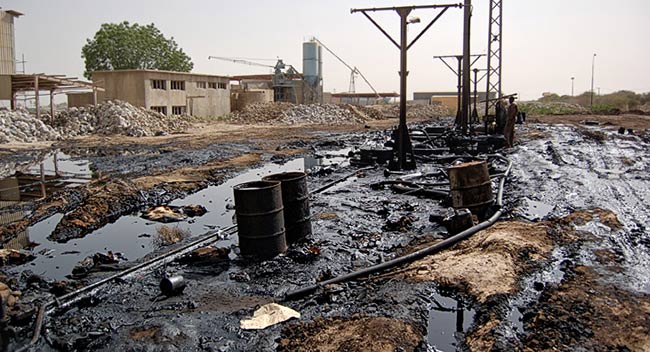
448 161 494 217
261 172 312 244
160 276 186 296
234 180 287 258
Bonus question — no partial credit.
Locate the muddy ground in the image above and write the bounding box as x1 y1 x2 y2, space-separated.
0 114 649 351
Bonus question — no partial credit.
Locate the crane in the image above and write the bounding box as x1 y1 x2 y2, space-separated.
207 56 299 76
310 37 381 99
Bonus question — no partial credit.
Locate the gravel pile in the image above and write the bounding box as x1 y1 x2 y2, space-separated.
0 108 61 143
48 100 190 137
228 103 364 125
281 104 363 124
228 103 295 124
0 100 191 144
367 102 451 119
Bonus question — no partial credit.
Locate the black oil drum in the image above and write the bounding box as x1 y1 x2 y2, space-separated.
233 180 287 258
262 172 312 244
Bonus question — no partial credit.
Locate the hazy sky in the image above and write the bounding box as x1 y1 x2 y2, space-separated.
3 0 650 101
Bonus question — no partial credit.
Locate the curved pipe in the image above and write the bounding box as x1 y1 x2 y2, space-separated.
284 154 511 301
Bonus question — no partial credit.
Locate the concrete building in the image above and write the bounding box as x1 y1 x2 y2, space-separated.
89 70 231 117
0 9 22 75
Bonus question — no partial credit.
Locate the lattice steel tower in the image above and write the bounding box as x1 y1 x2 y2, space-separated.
484 0 503 116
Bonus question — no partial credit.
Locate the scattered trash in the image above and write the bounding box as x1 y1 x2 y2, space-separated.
70 251 127 277
240 303 300 330
176 246 230 265
142 204 208 223
383 214 415 232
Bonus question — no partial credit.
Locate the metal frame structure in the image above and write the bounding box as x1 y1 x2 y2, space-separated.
484 0 503 117
9 74 104 121
351 3 462 170
433 54 484 125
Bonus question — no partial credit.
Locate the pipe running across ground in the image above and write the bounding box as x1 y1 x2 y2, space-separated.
284 154 512 300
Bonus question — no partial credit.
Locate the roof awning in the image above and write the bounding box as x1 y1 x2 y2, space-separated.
11 74 104 93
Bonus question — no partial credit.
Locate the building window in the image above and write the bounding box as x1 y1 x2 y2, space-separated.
151 106 167 115
172 106 186 115
208 82 217 89
170 80 185 90
218 82 227 89
196 81 207 89
152 80 166 90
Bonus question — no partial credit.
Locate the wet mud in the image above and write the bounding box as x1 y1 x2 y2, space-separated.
0 118 649 351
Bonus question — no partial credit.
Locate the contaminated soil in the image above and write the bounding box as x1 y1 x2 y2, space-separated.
0 114 649 351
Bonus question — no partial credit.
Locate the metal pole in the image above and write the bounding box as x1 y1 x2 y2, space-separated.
397 8 412 170
571 77 575 96
472 68 479 123
34 76 40 120
461 0 471 134
49 90 55 123
590 53 596 110
456 56 462 125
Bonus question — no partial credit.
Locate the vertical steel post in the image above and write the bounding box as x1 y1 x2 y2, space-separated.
461 0 471 135
49 90 55 123
571 76 575 96
590 53 596 110
472 68 479 123
34 76 40 120
397 8 412 170
455 56 462 125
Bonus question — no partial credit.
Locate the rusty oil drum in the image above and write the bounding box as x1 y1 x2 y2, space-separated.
262 171 312 244
233 180 287 258
448 160 494 217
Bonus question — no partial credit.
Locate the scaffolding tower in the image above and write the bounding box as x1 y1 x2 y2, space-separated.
484 0 503 116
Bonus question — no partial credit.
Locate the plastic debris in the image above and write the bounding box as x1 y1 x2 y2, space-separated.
240 303 300 330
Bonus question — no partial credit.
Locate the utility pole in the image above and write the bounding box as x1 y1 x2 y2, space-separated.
590 53 596 110
461 0 472 134
571 76 575 97
351 3 461 170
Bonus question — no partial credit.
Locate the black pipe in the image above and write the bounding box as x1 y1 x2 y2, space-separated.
310 166 375 194
284 154 511 301
21 164 377 350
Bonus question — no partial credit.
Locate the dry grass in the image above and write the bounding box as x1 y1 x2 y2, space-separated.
154 225 190 246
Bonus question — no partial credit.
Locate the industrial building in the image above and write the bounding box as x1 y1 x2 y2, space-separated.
0 9 21 75
82 70 231 117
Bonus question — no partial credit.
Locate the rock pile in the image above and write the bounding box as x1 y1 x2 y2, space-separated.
281 104 363 124
48 100 190 137
0 108 61 143
228 102 295 124
367 102 451 119
229 102 448 125
229 103 364 125
0 100 190 144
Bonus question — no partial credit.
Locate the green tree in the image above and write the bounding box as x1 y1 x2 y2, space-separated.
81 21 193 79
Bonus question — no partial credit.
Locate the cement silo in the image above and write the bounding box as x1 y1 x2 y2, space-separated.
0 10 22 74
302 40 323 104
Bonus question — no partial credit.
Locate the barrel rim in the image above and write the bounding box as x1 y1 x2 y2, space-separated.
233 180 280 191
261 171 307 182
448 160 487 170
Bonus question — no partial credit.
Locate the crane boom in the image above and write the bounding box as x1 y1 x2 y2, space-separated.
207 56 274 68
311 37 381 99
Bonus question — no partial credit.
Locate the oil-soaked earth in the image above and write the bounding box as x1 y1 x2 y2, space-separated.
0 120 649 351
